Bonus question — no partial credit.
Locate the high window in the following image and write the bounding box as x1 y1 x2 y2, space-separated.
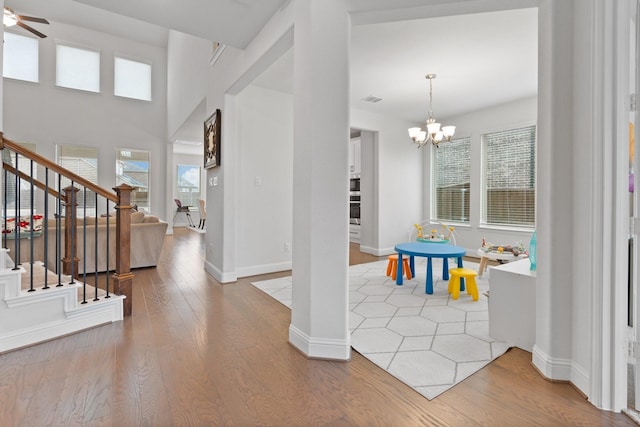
116 149 150 212
56 44 100 93
114 57 152 101
176 165 201 208
482 125 536 227
57 145 99 217
3 32 39 83
432 137 471 223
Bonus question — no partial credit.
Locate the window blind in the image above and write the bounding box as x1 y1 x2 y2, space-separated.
114 57 152 101
482 125 536 227
432 137 471 222
57 145 98 216
2 142 38 216
56 44 100 93
3 32 39 83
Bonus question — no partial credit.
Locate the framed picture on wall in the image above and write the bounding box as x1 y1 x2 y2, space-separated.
204 109 221 169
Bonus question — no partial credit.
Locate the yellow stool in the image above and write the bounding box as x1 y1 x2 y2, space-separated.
386 254 412 280
448 267 479 301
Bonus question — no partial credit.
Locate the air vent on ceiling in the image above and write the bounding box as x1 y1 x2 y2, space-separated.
361 95 382 103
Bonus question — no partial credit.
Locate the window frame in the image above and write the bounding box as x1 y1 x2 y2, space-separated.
2 141 38 217
480 124 537 229
115 148 151 213
176 164 202 209
113 56 152 101
55 43 101 93
56 144 99 217
3 32 39 83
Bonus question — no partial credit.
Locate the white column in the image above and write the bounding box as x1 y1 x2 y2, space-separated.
289 0 351 360
533 0 575 381
535 0 631 411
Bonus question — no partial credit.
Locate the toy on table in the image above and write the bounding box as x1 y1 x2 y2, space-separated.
415 223 454 242
480 238 527 257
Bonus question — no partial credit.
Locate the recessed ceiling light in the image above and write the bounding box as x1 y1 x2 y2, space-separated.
174 140 202 146
361 95 382 103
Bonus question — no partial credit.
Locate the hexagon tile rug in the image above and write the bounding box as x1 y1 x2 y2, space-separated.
251 258 512 400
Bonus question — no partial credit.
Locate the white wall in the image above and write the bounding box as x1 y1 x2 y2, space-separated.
424 96 538 253
236 85 293 276
351 108 424 254
2 21 168 219
166 30 211 139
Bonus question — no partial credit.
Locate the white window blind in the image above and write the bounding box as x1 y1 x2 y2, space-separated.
56 44 100 93
57 145 98 216
176 165 201 208
482 125 536 227
3 32 39 83
432 137 471 223
115 149 150 212
2 142 38 216
114 57 152 101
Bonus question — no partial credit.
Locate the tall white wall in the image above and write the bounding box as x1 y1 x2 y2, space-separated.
166 30 211 139
2 21 168 219
236 85 293 276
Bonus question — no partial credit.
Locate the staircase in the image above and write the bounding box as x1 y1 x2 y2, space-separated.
0 134 132 353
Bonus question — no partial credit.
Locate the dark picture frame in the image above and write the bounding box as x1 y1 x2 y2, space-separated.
204 109 221 169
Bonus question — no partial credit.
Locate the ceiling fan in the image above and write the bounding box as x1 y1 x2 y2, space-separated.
3 7 49 38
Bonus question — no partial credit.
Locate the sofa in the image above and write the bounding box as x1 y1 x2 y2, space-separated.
4 211 168 274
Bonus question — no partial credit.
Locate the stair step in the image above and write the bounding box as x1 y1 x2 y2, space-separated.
18 261 110 302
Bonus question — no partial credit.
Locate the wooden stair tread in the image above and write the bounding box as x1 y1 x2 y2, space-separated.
18 261 108 301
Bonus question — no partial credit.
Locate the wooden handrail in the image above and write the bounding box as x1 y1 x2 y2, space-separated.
1 131 133 316
2 162 66 202
0 134 118 203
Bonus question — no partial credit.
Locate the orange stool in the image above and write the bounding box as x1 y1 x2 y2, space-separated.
386 254 412 280
448 267 479 301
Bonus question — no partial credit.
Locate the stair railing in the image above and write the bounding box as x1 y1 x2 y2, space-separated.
0 133 133 316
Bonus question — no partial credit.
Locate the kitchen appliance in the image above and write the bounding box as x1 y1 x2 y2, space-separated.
349 193 360 225
350 175 360 192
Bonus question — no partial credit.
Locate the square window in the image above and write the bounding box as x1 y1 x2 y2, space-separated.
114 57 151 101
3 32 39 82
56 44 100 93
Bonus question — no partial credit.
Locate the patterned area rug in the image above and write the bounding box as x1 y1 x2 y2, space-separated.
251 258 511 400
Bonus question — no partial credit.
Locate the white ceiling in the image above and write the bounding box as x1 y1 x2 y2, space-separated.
253 7 538 124
4 0 538 132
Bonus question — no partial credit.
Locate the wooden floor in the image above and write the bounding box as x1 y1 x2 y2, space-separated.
0 229 634 426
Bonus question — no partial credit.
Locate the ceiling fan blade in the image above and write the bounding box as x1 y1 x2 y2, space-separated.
15 14 49 25
16 21 47 38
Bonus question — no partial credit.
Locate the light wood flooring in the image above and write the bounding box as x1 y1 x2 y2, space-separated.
0 230 634 426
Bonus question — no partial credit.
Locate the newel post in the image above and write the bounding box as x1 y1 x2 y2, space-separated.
62 186 80 278
113 184 134 316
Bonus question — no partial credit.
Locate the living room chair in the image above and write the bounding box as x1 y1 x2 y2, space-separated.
197 199 206 229
173 199 195 227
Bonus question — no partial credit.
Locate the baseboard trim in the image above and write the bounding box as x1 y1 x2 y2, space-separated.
204 260 237 284
0 298 123 353
236 261 292 278
532 344 572 381
288 324 351 361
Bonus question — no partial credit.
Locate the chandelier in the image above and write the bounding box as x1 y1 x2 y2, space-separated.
408 74 455 148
